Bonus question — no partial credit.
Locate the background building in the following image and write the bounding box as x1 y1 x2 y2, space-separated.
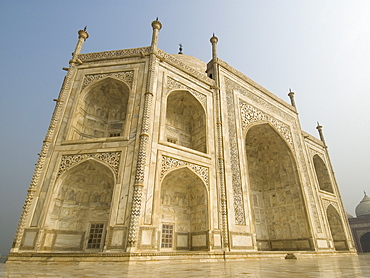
8 20 355 262
348 193 370 253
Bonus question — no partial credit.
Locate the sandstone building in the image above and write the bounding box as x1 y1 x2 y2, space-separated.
348 192 370 253
9 20 355 262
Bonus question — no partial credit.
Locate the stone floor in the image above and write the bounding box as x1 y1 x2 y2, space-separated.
1 254 370 277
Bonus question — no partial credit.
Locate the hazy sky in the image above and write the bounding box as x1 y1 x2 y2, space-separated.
1 1 369 255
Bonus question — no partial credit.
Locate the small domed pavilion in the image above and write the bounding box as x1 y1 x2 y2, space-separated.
348 192 370 252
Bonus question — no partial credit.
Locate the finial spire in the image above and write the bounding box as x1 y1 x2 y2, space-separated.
178 43 183 54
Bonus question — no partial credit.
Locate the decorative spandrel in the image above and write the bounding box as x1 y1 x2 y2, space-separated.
167 77 207 109
160 155 209 189
240 102 294 148
58 152 121 178
82 71 134 90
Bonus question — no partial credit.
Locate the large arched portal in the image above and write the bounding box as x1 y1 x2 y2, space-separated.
70 78 129 140
165 91 206 153
326 205 349 250
47 160 114 251
360 232 370 252
160 167 208 250
313 155 334 193
245 124 312 251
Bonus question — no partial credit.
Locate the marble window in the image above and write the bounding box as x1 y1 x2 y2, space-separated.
161 224 173 248
87 223 104 249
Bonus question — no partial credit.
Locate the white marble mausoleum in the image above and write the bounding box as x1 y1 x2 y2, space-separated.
8 20 356 262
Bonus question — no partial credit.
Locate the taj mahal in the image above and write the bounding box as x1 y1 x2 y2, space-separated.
8 19 356 262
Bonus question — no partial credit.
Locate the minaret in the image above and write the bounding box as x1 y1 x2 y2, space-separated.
127 18 162 251
11 28 89 252
69 27 89 65
288 89 297 109
316 122 326 146
210 34 230 251
210 34 218 61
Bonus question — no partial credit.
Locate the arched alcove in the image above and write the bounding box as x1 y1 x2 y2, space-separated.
165 91 206 153
313 155 334 193
245 123 312 251
160 167 208 250
326 205 348 250
70 78 129 140
48 160 114 251
360 232 370 252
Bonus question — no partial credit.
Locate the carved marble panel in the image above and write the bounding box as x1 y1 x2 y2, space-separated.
224 77 294 123
160 155 209 189
224 80 246 225
292 137 323 233
58 152 121 178
322 199 340 212
78 47 151 62
82 71 134 90
167 77 207 109
240 102 293 148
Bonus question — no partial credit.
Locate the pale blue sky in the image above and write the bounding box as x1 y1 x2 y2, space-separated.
1 1 369 254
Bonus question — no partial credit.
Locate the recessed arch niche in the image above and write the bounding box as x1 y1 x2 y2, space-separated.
326 204 349 250
160 167 208 250
165 90 206 153
47 159 114 251
313 155 334 193
360 232 370 252
245 123 312 251
70 78 129 140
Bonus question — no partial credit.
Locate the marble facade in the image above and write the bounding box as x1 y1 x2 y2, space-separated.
8 20 355 262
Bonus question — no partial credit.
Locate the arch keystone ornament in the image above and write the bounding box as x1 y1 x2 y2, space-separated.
9 20 356 261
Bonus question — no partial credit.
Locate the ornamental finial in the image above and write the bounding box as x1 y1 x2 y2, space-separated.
210 33 218 44
178 43 183 54
151 17 162 30
78 27 89 41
